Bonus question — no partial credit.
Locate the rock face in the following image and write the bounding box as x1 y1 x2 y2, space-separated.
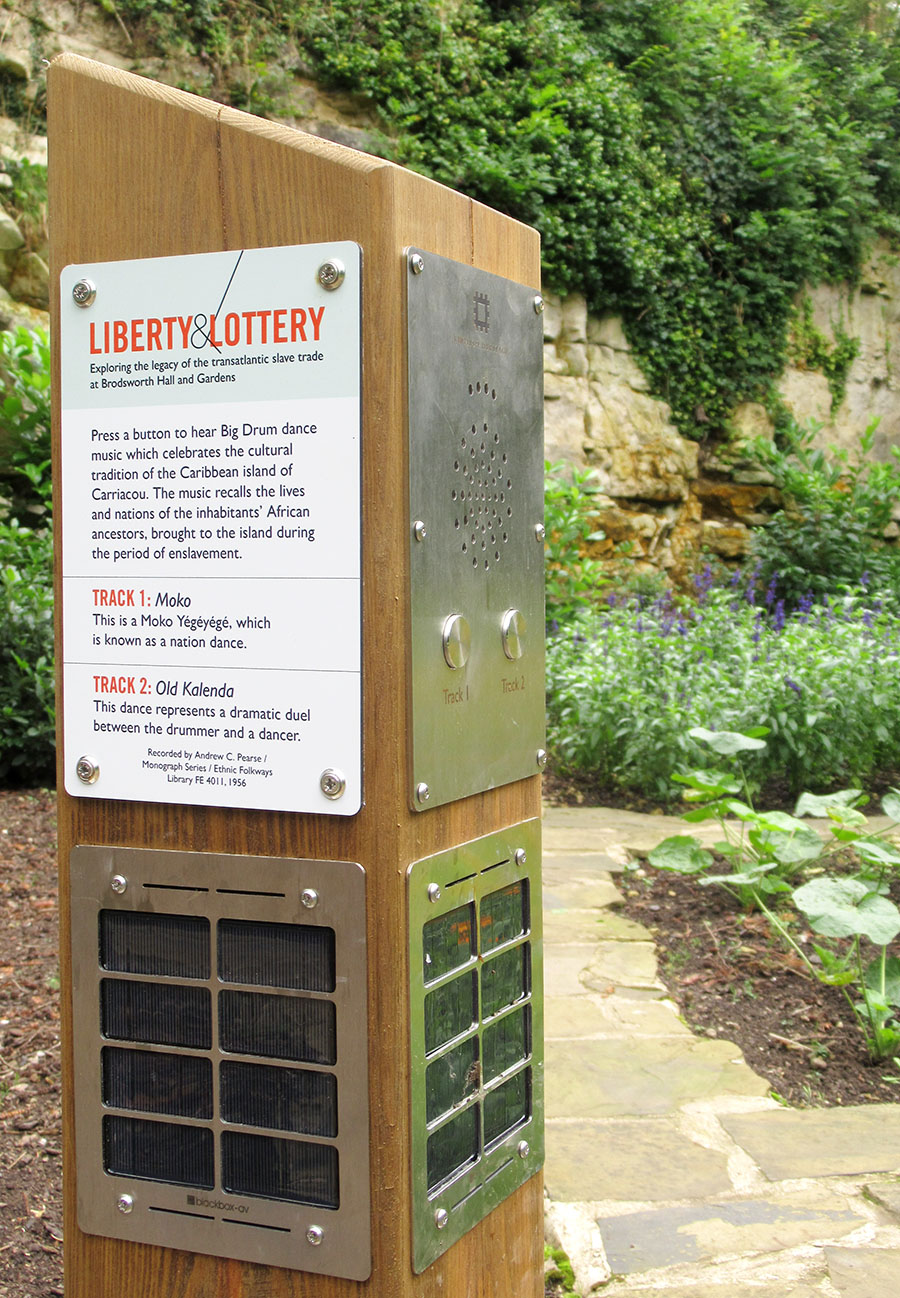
0 3 897 582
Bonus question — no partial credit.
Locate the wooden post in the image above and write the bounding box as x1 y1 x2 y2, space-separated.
50 54 543 1298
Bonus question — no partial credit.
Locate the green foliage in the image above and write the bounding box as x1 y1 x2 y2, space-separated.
647 727 900 1062
0 327 54 785
747 419 900 606
545 581 900 800
85 1 900 443
544 461 606 626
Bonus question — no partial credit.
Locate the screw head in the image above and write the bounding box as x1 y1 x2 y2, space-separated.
301 888 319 910
117 1193 134 1214
73 277 96 307
409 252 425 275
533 295 544 314
427 882 442 904
306 1224 324 1246
536 749 548 770
517 1139 530 1159
76 755 99 785
534 522 546 542
416 782 430 805
317 259 345 291
110 874 128 895
413 519 427 542
514 848 527 867
320 768 346 800
434 1207 448 1229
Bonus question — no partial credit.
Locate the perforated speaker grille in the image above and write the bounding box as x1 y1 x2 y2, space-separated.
71 847 370 1280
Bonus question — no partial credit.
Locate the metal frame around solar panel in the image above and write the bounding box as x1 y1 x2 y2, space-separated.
70 845 370 1280
407 819 543 1272
406 247 545 811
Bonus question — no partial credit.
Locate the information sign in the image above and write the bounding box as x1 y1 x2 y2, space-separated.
60 243 362 814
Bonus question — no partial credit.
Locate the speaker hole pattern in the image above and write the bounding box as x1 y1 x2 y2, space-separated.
452 381 510 571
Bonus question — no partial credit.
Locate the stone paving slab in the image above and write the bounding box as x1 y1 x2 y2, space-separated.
543 909 615 945
544 1118 733 1203
597 1189 863 1276
720 1106 900 1180
864 1179 900 1218
826 1244 900 1298
544 993 691 1040
547 1037 770 1119
544 945 608 998
581 940 661 990
544 849 628 875
544 879 625 910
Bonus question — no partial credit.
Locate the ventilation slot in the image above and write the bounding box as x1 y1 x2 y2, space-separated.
220 1061 337 1137
102 1047 213 1119
104 1115 214 1188
100 910 210 978
101 979 212 1050
222 1132 339 1208
218 919 335 991
219 990 336 1064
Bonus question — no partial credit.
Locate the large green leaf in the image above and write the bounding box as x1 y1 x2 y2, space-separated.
647 836 713 874
855 839 900 869
688 726 768 756
865 956 900 1007
792 878 900 945
882 789 900 822
795 789 863 818
752 826 824 866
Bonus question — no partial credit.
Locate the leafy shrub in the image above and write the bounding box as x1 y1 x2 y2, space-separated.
648 726 900 1064
747 419 900 607
544 461 606 627
0 327 54 785
546 581 900 801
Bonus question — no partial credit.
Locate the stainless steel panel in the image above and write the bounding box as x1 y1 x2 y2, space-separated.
70 846 370 1280
408 820 544 1272
407 250 545 810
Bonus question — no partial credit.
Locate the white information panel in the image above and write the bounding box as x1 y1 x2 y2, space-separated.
60 243 362 815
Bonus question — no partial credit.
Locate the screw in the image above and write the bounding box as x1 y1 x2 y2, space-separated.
306 1224 324 1246
409 252 425 275
427 882 442 904
320 769 346 800
533 295 544 314
514 848 527 867
110 875 128 895
536 749 548 770
117 1193 134 1214
517 1140 530 1159
434 1207 448 1229
73 278 96 307
317 259 345 291
534 523 545 542
416 782 430 805
76 755 99 785
413 519 427 542
301 888 319 910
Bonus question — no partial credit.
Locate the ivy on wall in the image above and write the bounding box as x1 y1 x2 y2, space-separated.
101 0 900 442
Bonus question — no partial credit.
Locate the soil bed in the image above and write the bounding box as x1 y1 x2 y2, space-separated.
619 860 900 1107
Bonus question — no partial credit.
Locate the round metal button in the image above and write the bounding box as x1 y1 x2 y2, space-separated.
500 608 526 661
441 614 471 670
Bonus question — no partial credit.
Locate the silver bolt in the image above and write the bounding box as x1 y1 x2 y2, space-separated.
306 1224 324 1246
110 875 128 895
534 522 546 542
413 519 427 542
517 1140 530 1159
536 749 548 770
301 888 319 910
434 1207 448 1229
514 848 527 867
416 782 430 805
409 252 425 275
533 295 544 315
117 1193 134 1214
317 259 345 291
320 768 346 800
73 278 97 307
76 755 99 785
427 882 442 904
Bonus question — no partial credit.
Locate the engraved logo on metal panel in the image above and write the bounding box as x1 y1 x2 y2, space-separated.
473 292 490 332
